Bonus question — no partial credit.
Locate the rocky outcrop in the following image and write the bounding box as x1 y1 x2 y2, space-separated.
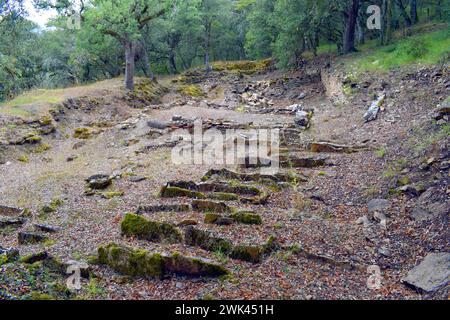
192 200 233 214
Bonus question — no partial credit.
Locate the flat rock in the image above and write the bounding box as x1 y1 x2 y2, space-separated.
368 199 390 213
0 217 26 228
0 205 24 217
402 253 450 292
34 223 61 233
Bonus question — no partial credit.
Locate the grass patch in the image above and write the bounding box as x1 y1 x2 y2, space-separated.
345 27 449 73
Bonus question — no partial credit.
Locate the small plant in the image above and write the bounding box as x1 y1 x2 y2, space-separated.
375 148 386 158
18 155 29 163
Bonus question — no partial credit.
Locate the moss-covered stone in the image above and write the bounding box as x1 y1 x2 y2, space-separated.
121 213 182 244
163 253 228 277
204 213 221 224
160 186 206 199
96 243 228 278
192 200 232 213
97 243 165 278
231 211 262 225
230 245 263 263
73 128 91 139
184 226 233 254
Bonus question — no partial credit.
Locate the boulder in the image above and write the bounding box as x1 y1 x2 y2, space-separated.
121 213 182 244
20 251 49 264
18 232 48 245
0 246 19 263
85 174 112 190
280 154 328 168
402 253 450 292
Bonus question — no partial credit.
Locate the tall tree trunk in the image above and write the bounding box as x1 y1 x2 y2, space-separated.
395 0 412 26
124 40 135 91
343 0 360 54
410 0 418 24
381 0 393 45
168 51 178 74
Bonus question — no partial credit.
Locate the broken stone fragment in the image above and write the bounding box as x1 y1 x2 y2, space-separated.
0 205 25 217
0 216 26 228
177 219 198 227
231 211 262 225
163 253 228 277
121 213 182 244
18 232 48 245
230 245 264 263
280 154 328 168
184 226 233 254
20 251 49 264
97 243 165 278
192 200 233 213
85 174 112 190
136 204 191 214
160 186 206 199
309 141 369 153
34 223 61 233
402 253 450 293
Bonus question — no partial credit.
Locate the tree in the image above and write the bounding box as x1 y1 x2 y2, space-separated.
86 0 169 90
343 0 361 53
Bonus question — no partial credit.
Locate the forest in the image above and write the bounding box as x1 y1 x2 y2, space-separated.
1 0 449 98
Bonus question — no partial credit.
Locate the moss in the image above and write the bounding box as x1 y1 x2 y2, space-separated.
32 143 51 154
73 128 91 139
230 245 263 263
121 213 182 244
99 191 124 199
184 227 233 254
25 134 42 144
204 213 222 224
231 211 262 225
211 59 272 74
177 84 205 97
164 254 229 277
208 192 240 201
97 243 165 278
397 176 410 187
160 186 206 199
40 198 64 215
264 235 280 254
30 292 54 300
18 155 29 163
39 115 53 126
